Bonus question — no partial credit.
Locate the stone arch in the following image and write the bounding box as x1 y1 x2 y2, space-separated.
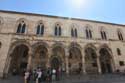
36 20 46 25
54 22 63 30
70 23 79 29
51 42 65 70
51 42 65 49
55 22 63 26
98 44 113 56
8 41 31 56
6 41 31 75
69 42 82 50
68 42 82 74
99 44 114 73
32 41 49 53
85 24 93 30
32 41 49 69
84 43 98 74
84 43 97 50
100 26 107 31
15 18 29 34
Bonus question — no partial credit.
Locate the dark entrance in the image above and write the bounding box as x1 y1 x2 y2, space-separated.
99 48 113 74
33 45 48 70
51 57 61 69
51 45 65 70
9 44 29 75
68 46 82 74
85 47 98 74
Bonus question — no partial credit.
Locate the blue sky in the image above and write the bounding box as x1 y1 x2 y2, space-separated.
0 0 124 24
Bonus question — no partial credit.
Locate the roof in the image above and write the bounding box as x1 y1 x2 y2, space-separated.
0 10 124 27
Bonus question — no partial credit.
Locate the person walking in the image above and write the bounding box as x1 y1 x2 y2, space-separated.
52 69 56 81
36 68 42 83
46 67 52 82
33 69 37 81
24 70 30 83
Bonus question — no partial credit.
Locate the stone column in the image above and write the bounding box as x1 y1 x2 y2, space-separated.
81 49 86 74
27 48 33 70
46 47 52 68
65 48 69 75
96 52 102 74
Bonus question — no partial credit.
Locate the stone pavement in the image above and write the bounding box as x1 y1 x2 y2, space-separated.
1 74 125 83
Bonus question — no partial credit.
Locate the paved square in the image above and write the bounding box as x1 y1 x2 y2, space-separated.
1 74 125 83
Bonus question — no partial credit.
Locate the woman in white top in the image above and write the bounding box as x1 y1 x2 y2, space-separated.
24 70 30 83
36 69 42 83
52 69 56 81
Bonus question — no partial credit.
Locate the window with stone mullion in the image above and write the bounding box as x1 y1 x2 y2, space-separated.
101 31 107 40
41 25 44 35
120 33 123 40
101 31 104 40
58 26 61 36
103 31 107 40
71 28 74 37
118 32 123 41
55 26 58 36
36 25 40 35
55 25 61 36
17 23 22 33
86 29 89 39
21 24 26 33
75 28 77 37
89 30 92 39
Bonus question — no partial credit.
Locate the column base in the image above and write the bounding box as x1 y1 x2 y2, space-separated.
98 72 102 75
0 72 8 79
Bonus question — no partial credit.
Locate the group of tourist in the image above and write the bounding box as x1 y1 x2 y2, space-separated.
24 67 62 83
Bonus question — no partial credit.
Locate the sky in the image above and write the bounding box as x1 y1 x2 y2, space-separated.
0 0 124 24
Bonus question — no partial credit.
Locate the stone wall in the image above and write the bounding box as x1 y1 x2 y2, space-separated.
0 10 125 77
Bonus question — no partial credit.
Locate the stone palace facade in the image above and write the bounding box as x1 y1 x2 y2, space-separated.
0 10 125 78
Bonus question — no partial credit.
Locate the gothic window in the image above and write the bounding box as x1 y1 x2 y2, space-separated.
55 24 61 36
100 27 107 40
16 21 26 34
86 29 89 38
85 26 92 39
55 26 58 36
117 29 123 41
89 29 92 38
71 28 77 38
71 28 74 37
36 23 44 35
103 31 107 40
22 24 26 33
59 26 61 36
117 48 121 55
75 28 77 37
